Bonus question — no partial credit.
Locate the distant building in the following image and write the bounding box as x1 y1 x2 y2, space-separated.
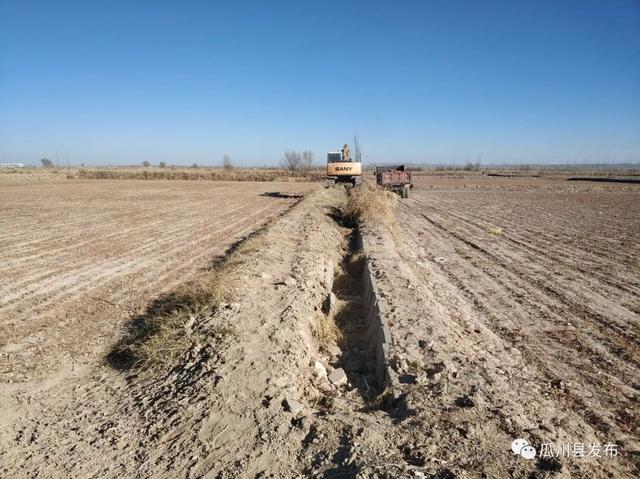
0 162 24 168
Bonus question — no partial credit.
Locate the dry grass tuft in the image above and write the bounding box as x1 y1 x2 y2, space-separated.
174 270 237 307
132 308 196 368
343 183 398 227
108 256 239 371
311 312 343 348
228 233 268 262
332 252 365 293
134 305 235 369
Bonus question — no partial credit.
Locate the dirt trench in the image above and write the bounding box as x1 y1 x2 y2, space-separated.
0 187 402 478
325 208 380 400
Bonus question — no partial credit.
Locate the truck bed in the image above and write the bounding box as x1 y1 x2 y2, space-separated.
377 170 411 186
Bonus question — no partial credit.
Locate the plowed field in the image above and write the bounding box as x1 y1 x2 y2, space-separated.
0 179 314 382
386 176 639 476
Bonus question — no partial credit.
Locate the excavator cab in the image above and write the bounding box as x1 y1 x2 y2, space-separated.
326 144 362 186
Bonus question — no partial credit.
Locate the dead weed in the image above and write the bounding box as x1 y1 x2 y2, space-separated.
344 183 398 229
311 312 343 349
108 253 239 372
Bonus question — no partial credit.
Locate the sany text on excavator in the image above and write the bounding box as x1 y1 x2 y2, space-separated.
326 143 362 187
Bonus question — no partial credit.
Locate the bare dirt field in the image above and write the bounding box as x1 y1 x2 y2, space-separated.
0 179 314 383
378 175 640 476
1 174 638 478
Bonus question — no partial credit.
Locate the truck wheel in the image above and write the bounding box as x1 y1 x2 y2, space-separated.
402 186 409 198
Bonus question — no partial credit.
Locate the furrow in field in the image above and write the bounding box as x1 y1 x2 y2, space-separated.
0 183 248 255
1 200 292 320
117 200 291 298
400 200 635 371
410 196 640 327
416 197 640 320
419 194 639 282
0 194 269 297
0 190 253 268
410 202 640 367
422 193 640 271
0 207 129 255
398 203 637 435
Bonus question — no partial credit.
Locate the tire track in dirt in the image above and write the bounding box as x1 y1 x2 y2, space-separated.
419 198 640 326
426 195 640 295
399 221 626 437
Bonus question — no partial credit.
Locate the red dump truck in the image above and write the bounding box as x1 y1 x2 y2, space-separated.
375 165 412 198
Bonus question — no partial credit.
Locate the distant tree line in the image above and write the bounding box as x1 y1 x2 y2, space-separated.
282 150 314 172
140 160 167 168
135 151 316 172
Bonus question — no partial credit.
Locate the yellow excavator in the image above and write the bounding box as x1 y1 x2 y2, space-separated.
326 143 362 187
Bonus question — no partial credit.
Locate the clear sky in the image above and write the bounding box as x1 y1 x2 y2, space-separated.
1 0 639 166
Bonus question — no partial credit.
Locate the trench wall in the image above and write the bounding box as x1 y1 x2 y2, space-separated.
356 229 397 391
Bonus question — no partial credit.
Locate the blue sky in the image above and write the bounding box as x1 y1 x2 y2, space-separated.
1 0 639 166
